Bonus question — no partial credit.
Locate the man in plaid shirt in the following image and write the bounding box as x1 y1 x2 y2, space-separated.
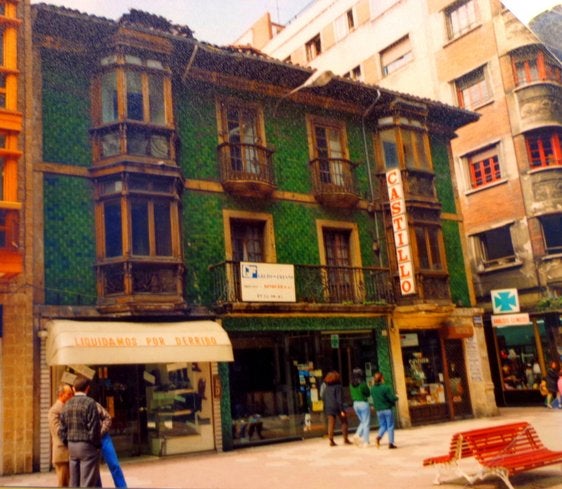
59 375 101 487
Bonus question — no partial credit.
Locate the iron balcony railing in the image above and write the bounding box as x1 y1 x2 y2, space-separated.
209 261 395 305
218 142 276 187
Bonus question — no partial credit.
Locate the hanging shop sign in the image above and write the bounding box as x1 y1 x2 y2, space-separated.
491 288 520 314
386 168 415 295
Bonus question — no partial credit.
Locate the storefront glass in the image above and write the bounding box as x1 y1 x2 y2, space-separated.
229 330 380 446
495 321 548 392
401 330 471 424
91 362 214 457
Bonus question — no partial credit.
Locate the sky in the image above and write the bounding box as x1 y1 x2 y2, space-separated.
29 0 561 46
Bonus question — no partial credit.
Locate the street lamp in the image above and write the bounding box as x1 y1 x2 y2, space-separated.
273 69 335 116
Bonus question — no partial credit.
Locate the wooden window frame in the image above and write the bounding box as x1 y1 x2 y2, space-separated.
512 49 562 86
305 34 322 62
223 209 276 263
525 129 562 169
445 0 479 40
467 145 501 188
92 55 173 128
455 66 491 109
539 214 562 256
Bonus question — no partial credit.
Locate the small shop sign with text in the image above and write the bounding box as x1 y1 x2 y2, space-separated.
386 169 415 295
240 262 296 302
491 313 530 327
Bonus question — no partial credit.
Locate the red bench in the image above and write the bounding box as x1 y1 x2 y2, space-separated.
423 421 562 489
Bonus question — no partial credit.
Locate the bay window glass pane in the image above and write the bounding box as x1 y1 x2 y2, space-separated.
104 201 122 257
101 131 120 157
126 70 144 121
428 227 442 269
131 200 149 255
415 227 429 269
101 71 118 123
380 128 398 168
149 74 165 125
154 201 172 256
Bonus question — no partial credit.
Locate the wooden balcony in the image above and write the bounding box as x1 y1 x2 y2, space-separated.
218 142 276 198
208 261 395 312
309 158 359 208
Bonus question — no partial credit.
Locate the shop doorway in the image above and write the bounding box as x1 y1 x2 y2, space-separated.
91 365 149 457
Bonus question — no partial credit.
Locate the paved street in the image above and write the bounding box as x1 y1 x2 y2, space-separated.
1 407 561 489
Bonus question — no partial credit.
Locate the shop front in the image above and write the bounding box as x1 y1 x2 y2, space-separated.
226 326 388 447
42 319 233 465
487 313 562 406
400 329 472 425
389 306 491 428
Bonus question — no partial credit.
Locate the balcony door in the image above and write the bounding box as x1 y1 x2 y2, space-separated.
323 229 354 301
231 219 265 263
226 105 261 174
314 124 345 185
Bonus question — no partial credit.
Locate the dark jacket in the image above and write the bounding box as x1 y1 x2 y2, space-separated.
546 367 559 393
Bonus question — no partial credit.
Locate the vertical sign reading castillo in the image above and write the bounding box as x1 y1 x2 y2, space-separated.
386 169 416 295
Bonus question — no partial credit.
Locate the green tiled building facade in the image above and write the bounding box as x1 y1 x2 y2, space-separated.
24 4 498 472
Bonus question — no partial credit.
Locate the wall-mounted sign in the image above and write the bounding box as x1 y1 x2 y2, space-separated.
491 289 520 314
491 313 530 327
240 262 296 302
386 169 416 295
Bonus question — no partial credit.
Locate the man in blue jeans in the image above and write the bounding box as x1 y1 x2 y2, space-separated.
97 403 127 488
370 371 398 449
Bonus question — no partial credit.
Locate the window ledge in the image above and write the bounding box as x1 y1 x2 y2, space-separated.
465 178 508 196
477 259 522 275
464 98 494 112
527 165 562 175
541 253 562 262
513 80 562 93
443 23 482 48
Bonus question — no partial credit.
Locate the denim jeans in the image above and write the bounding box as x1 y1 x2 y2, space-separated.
353 400 371 444
376 409 395 444
101 433 127 488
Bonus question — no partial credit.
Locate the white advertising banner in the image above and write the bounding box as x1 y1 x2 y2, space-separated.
240 262 296 302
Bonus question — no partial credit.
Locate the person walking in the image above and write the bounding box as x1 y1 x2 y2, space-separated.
350 368 371 447
545 361 559 408
321 370 351 447
370 371 398 449
59 375 102 487
48 383 74 487
97 402 127 488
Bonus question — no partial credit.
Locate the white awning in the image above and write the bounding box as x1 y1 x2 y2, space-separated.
45 319 233 366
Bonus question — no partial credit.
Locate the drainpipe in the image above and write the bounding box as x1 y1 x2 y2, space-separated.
361 90 382 265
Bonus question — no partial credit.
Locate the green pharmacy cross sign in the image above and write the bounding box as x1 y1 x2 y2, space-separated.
491 288 520 314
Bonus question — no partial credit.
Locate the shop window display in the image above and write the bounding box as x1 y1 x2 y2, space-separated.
495 321 549 392
229 331 380 446
401 330 471 423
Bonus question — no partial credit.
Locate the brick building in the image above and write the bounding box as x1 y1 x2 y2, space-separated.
2 2 496 474
236 0 562 407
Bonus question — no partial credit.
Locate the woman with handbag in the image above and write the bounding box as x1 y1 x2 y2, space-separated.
321 370 352 447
